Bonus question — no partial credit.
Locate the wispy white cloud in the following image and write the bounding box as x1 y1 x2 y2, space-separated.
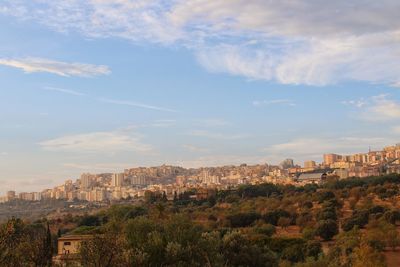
345 94 400 121
98 98 177 112
43 86 85 96
0 0 181 44
341 99 367 108
0 57 110 77
194 119 230 127
176 154 267 168
62 162 133 172
150 119 176 127
253 99 296 107
182 144 209 153
39 130 152 153
2 1 400 86
17 178 54 188
188 130 248 140
366 95 400 121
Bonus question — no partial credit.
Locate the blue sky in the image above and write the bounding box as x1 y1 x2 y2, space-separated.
1 1 400 193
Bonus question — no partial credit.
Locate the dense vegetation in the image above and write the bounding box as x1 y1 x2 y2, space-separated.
1 174 400 266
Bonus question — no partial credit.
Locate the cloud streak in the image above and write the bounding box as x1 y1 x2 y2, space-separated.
188 130 248 140
39 130 152 153
43 86 85 96
0 57 110 77
182 144 209 153
253 99 296 107
98 98 177 112
176 154 267 168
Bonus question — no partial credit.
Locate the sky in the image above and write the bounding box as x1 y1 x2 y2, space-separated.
1 0 400 193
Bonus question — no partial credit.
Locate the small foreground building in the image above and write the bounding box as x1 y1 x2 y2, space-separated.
53 235 92 266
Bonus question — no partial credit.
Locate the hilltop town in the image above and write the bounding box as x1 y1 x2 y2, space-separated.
2 143 400 205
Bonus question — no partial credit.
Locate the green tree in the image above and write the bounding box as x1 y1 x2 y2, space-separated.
316 219 338 241
227 212 261 228
79 233 128 267
155 203 166 219
330 227 361 266
352 243 386 267
0 218 26 267
19 223 53 267
222 231 277 267
364 219 400 251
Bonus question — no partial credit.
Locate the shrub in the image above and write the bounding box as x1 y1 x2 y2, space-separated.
263 210 290 226
342 210 369 231
227 212 261 228
316 219 338 241
255 224 276 237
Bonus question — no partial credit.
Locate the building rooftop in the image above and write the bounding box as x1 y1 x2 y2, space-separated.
297 172 327 181
58 234 93 241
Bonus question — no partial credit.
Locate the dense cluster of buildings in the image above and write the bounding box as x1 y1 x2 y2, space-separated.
2 143 400 204
321 143 400 177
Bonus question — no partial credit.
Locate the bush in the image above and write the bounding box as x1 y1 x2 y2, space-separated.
317 211 337 221
382 210 400 224
263 210 291 226
124 206 148 219
255 224 276 237
302 227 316 240
78 215 101 227
237 183 281 198
316 220 338 241
342 210 369 231
223 231 278 267
305 241 322 260
368 206 386 215
317 191 336 203
281 243 305 262
227 212 261 228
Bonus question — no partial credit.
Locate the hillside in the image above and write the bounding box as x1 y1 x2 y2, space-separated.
1 174 400 266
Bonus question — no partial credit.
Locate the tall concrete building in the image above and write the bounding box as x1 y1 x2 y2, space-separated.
80 173 93 189
280 158 294 169
304 160 316 168
323 154 340 165
131 175 148 186
112 173 124 187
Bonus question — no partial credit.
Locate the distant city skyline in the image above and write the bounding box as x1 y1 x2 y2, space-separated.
1 1 400 193
1 141 399 196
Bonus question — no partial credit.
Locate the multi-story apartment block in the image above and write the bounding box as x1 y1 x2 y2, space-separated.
111 173 124 187
131 175 148 186
80 173 94 189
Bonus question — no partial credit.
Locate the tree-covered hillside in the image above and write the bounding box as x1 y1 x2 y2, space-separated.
1 174 400 266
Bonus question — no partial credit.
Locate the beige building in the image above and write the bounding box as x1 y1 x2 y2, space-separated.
80 173 94 189
53 235 92 265
112 173 124 187
304 160 316 169
323 154 340 165
304 160 317 171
